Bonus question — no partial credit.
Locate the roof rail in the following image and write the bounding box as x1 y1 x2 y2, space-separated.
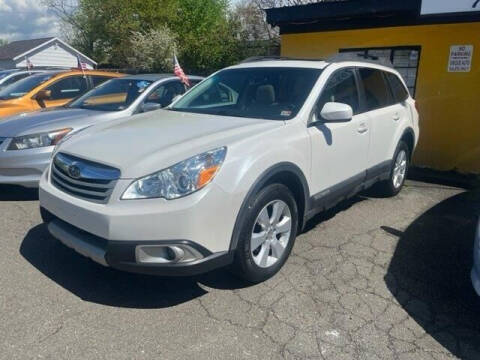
240 56 325 63
327 53 394 68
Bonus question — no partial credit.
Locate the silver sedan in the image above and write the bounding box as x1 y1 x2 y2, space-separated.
0 74 203 187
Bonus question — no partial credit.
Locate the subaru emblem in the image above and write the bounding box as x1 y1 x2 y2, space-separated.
68 163 81 179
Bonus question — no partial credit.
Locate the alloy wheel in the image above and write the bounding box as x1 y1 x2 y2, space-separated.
250 200 292 268
392 150 407 189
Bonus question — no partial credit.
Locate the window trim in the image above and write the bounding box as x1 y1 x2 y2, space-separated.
309 66 362 124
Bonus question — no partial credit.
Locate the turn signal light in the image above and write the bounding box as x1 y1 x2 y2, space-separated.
197 165 220 188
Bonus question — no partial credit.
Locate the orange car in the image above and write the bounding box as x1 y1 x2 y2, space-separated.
0 70 124 118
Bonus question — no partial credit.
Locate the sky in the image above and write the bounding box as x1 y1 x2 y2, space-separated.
0 0 60 41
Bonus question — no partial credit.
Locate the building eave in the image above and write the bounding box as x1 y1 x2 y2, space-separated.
265 0 480 34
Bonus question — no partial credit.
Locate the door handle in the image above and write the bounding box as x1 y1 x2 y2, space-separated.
393 113 400 121
357 125 368 134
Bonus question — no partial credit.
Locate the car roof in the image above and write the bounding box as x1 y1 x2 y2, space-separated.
121 73 203 81
0 69 21 75
232 55 396 73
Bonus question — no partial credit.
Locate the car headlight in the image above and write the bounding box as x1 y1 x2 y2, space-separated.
52 125 92 157
8 128 72 150
122 147 227 200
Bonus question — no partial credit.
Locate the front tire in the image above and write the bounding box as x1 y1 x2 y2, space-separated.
378 141 410 197
232 183 298 283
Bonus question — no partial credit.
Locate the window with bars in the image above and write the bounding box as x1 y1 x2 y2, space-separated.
340 46 421 97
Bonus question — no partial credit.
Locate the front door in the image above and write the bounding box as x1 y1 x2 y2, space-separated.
308 68 370 206
39 75 90 109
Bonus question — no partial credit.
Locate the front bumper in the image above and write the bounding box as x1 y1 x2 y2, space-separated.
39 168 242 276
44 213 233 276
0 138 52 187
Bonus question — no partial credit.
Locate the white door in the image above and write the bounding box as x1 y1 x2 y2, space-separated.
358 68 407 168
308 68 370 198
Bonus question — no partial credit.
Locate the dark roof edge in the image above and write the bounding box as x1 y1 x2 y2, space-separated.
265 0 480 34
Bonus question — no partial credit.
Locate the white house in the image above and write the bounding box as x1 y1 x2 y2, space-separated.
0 37 96 70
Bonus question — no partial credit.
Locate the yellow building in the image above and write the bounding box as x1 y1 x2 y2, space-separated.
266 0 480 175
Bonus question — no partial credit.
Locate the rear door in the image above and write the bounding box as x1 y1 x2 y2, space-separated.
308 68 370 203
358 68 406 171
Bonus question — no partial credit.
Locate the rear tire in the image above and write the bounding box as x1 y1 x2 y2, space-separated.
377 141 410 197
232 183 298 283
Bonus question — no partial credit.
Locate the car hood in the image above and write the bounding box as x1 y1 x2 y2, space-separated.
0 108 105 137
59 109 284 179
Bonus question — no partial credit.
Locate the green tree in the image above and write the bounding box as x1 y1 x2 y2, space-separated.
43 0 256 73
171 0 240 74
0 39 8 47
43 0 177 66
126 27 177 72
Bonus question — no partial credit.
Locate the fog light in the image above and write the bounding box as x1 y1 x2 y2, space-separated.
135 244 204 264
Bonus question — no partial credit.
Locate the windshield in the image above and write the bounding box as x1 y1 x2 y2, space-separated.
0 70 17 80
68 78 153 111
170 67 322 120
0 73 54 100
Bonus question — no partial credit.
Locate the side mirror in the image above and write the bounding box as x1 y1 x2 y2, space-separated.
141 102 162 113
319 102 353 122
33 89 52 108
34 89 52 101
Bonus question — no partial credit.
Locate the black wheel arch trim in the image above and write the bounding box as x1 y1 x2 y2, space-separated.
229 162 310 251
400 127 416 157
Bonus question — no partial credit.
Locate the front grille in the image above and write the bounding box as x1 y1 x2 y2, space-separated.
51 153 121 203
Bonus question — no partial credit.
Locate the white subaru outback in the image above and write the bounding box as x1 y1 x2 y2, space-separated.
39 57 419 283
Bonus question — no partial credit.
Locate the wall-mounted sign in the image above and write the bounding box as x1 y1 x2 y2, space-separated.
448 45 473 72
421 0 480 15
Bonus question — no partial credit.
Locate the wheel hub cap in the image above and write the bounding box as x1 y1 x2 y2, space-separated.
250 200 292 268
393 150 407 189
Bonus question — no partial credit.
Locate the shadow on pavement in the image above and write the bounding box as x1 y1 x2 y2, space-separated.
385 190 480 359
20 224 251 309
0 185 38 201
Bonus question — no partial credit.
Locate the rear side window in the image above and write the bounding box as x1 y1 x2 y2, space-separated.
2 73 30 87
385 72 409 102
358 68 393 111
317 69 360 115
91 76 112 88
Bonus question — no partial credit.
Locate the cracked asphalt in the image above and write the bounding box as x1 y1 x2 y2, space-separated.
1 180 480 360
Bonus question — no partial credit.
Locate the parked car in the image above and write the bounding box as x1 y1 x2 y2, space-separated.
0 69 48 91
0 70 124 118
472 217 480 295
0 74 203 188
39 57 419 282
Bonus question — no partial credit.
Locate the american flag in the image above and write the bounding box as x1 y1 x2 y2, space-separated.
25 56 33 70
77 55 88 71
173 54 190 87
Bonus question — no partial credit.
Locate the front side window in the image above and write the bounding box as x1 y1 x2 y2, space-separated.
145 81 185 107
0 73 54 100
358 68 393 111
45 76 89 100
171 67 322 120
69 78 153 111
385 72 409 103
316 69 360 115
